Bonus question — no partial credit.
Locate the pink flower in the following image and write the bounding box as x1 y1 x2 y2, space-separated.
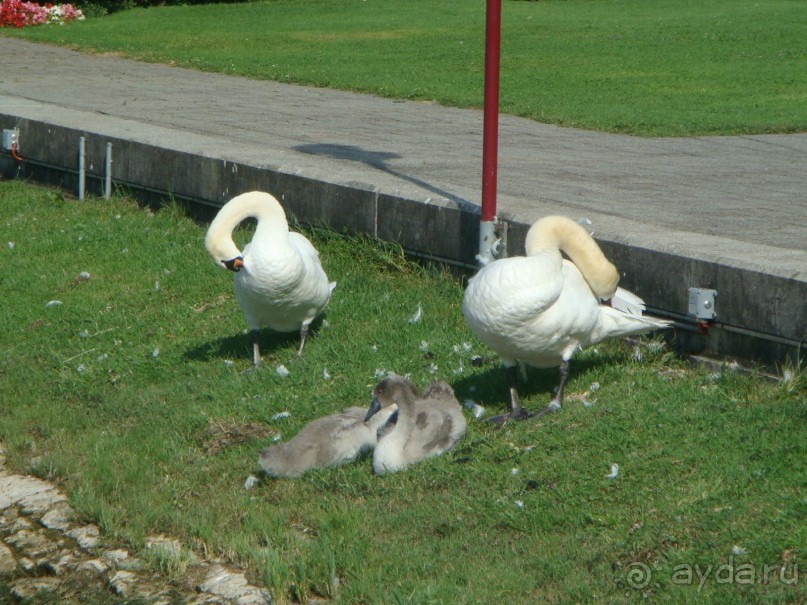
0 0 84 27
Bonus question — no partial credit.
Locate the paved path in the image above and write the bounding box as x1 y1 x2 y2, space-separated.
1 37 805 280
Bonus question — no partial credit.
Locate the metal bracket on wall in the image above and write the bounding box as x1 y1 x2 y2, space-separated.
2 128 20 151
688 288 717 321
493 215 508 259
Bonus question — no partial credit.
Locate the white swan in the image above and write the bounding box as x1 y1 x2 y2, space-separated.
205 191 334 364
462 215 671 423
365 376 467 475
258 405 398 478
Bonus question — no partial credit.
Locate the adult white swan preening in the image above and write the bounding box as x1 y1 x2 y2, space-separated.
258 405 398 478
462 215 671 424
205 191 334 365
365 376 466 475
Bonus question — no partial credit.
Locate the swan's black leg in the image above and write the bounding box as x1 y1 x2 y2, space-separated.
252 329 262 366
295 322 310 359
486 365 531 425
529 359 569 418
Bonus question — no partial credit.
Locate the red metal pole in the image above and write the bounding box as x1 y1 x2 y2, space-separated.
481 0 501 223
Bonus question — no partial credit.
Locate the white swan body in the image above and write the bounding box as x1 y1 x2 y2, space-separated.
205 191 334 363
462 215 670 422
365 376 467 475
258 406 398 478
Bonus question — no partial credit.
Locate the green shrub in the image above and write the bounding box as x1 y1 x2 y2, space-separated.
76 0 251 15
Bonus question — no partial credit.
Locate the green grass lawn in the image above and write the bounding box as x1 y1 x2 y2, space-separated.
3 0 805 136
1 180 805 603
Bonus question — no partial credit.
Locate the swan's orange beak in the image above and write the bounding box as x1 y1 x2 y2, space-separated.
223 257 244 272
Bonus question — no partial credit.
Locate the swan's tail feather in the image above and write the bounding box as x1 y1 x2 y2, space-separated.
610 287 647 316
592 304 672 344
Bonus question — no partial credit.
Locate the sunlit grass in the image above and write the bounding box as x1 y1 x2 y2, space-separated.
1 180 805 603
3 0 805 136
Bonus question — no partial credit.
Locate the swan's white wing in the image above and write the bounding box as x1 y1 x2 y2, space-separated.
288 232 322 263
464 256 564 326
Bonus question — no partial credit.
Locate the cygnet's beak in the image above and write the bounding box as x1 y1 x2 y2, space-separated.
364 398 382 422
222 257 244 272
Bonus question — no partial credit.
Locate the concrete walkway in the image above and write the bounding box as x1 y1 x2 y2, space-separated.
1 38 805 361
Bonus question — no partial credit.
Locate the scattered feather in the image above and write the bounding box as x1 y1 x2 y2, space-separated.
462 342 472 352
152 348 160 358
373 368 387 379
78 271 91 280
45 300 62 308
271 411 290 421
7 242 15 249
275 364 289 377
419 340 430 352
463 399 485 419
322 368 332 381
154 281 160 291
428 363 439 374
370 344 378 353
581 382 600 408
78 329 90 339
223 360 234 368
322 319 330 328
408 304 422 324
96 354 108 362
606 463 620 479
121 248 129 254
732 545 748 556
514 500 525 509
244 475 259 490
511 468 520 476
76 364 88 374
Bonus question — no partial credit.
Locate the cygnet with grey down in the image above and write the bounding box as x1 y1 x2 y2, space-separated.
258 405 397 478
365 375 467 475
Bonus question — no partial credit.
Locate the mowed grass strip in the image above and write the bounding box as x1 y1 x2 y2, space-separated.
0 180 805 603
4 0 806 136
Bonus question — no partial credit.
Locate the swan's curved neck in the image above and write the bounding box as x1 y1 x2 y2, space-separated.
205 192 288 264
525 216 619 299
